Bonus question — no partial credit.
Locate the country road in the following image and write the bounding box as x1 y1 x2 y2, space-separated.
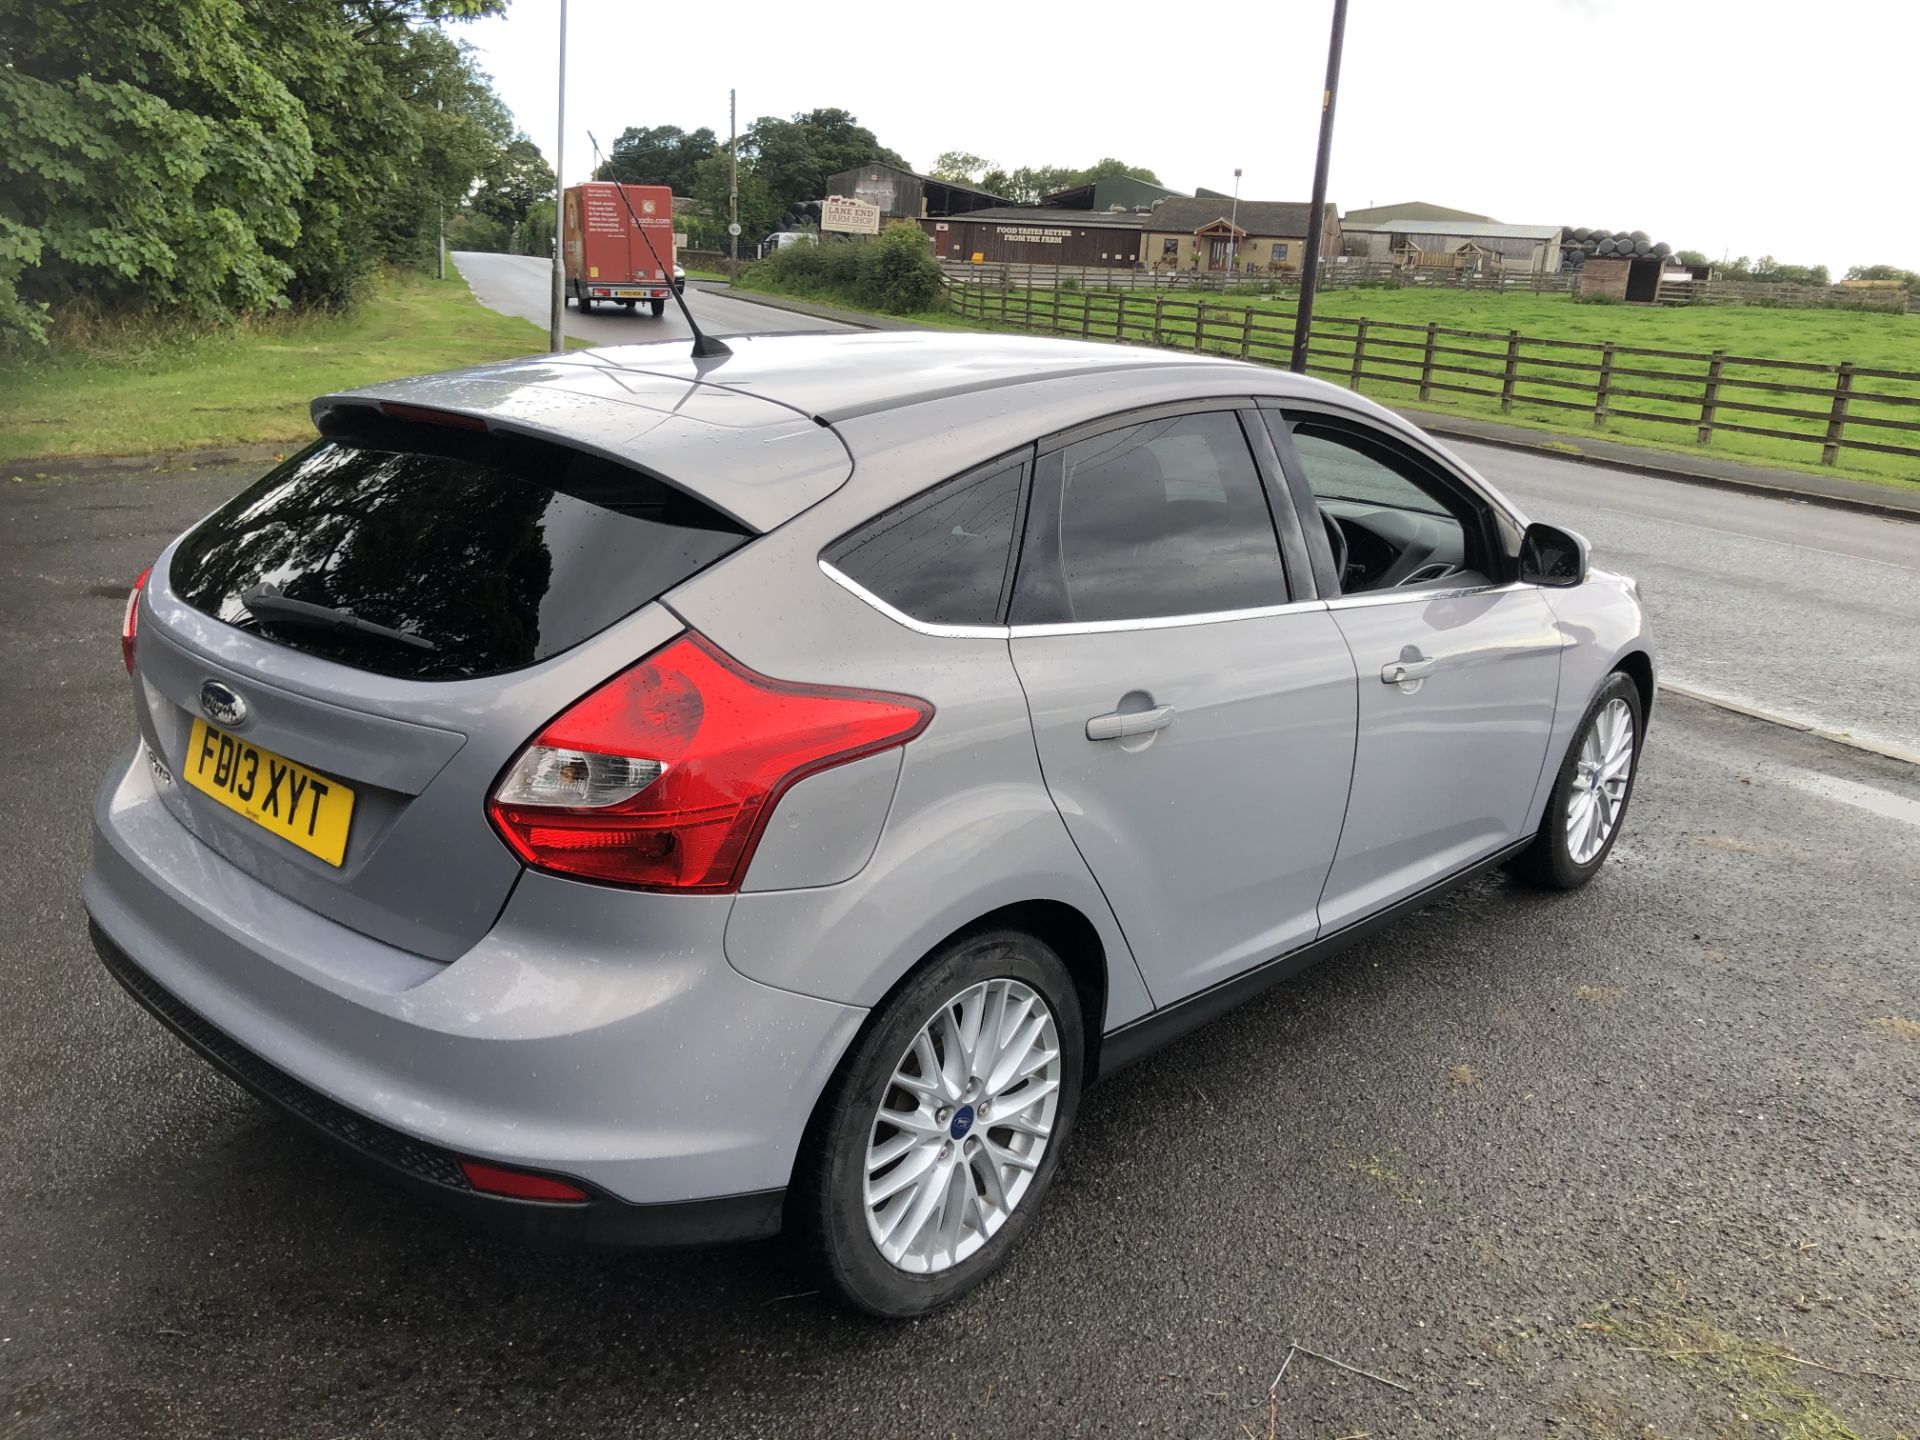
452 249 848 343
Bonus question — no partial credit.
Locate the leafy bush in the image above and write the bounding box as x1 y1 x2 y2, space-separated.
738 223 943 315
855 223 942 313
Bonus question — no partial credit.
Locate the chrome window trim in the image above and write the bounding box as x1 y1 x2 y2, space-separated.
1008 599 1328 638
819 561 1011 639
822 560 1333 639
1322 579 1533 611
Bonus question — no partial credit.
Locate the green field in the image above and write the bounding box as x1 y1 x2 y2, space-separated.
0 263 563 465
952 285 1920 490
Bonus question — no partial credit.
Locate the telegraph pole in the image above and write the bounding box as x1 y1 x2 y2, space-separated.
1230 167 1241 272
548 0 567 353
1290 0 1347 374
728 88 739 282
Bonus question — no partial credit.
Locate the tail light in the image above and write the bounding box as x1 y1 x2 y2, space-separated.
122 565 152 674
487 632 931 891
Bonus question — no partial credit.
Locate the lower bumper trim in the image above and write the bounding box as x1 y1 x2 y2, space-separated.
89 921 785 1247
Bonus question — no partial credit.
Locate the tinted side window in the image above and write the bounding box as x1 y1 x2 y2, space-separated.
1012 411 1288 625
825 461 1023 626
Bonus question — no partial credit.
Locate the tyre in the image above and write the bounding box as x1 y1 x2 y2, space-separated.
1510 671 1644 890
649 297 666 317
579 292 594 313
794 927 1085 1317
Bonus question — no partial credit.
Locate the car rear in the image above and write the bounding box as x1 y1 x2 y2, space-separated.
85 373 886 1239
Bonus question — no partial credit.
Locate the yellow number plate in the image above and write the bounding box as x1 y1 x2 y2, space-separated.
183 718 356 867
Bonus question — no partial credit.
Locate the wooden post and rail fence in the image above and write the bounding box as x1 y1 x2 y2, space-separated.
942 282 1920 473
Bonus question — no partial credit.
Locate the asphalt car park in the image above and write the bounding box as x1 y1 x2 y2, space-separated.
4 454 1918 1438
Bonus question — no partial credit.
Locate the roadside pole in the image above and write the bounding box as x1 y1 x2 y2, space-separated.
728 88 739 282
548 0 567 353
1290 0 1347 374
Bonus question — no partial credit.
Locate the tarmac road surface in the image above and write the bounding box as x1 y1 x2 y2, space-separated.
2 461 1917 1438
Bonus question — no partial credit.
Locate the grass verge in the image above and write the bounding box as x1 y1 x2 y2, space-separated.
0 262 555 465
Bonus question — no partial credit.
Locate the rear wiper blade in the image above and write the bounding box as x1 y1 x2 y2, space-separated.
241 583 437 652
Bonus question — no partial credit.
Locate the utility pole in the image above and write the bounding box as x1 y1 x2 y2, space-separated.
1291 0 1347 374
1230 167 1242 272
548 0 567 354
728 88 739 282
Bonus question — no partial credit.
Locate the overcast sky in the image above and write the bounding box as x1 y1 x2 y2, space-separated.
457 0 1916 274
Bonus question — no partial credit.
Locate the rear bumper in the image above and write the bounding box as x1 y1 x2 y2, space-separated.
90 921 783 1247
84 744 867 1239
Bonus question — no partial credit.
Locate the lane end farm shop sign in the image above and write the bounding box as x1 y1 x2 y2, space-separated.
822 196 882 235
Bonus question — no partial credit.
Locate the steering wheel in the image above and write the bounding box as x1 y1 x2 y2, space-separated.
1321 511 1349 593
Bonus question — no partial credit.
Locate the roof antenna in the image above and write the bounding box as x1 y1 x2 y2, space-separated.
586 131 731 359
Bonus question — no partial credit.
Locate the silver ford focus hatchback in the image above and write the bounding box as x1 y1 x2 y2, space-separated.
87 331 1653 1316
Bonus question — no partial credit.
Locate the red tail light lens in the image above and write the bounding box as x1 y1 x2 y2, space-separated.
487 632 932 891
122 565 152 674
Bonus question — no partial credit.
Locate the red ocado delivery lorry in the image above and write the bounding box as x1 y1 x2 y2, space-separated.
562 182 675 316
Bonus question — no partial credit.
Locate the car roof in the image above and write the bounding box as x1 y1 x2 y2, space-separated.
312 331 1369 532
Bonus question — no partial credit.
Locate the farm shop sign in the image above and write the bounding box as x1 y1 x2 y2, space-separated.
995 225 1071 245
822 195 881 235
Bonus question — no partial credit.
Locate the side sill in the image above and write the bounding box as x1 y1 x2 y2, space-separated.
1092 838 1533 1081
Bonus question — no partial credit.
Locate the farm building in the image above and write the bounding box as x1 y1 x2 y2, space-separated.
925 207 1146 267
1039 174 1183 212
1139 197 1342 275
823 162 1012 222
1344 200 1496 226
1342 219 1565 274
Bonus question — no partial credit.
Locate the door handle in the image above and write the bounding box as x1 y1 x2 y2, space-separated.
1086 705 1177 741
1380 657 1438 685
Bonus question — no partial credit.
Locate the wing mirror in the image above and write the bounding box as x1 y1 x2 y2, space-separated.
1519 522 1590 587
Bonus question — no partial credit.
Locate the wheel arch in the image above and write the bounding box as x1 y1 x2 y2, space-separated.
1612 648 1655 725
784 896 1114 1199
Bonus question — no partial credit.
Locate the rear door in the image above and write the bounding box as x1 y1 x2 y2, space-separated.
1267 409 1564 930
138 415 758 960
1007 404 1356 1006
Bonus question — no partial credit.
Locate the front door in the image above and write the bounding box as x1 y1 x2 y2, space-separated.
1208 236 1231 270
1272 413 1563 930
1008 407 1357 1005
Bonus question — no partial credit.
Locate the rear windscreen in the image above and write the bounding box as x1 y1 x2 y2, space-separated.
169 428 750 680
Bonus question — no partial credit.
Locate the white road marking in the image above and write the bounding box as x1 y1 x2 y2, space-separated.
1659 680 1920 766
1757 763 1920 830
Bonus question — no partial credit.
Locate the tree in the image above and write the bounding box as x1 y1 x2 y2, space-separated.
0 0 316 340
0 0 518 341
692 146 775 244
1080 156 1162 185
930 150 991 184
1845 264 1919 290
595 124 716 195
746 108 907 220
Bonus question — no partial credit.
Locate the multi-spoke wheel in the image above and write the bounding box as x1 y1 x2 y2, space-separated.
1567 696 1635 864
796 930 1084 1316
1511 671 1645 890
863 977 1062 1273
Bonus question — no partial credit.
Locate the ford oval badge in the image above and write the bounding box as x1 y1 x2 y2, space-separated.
201 680 248 728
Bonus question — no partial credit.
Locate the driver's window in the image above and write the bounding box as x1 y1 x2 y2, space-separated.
1287 423 1479 595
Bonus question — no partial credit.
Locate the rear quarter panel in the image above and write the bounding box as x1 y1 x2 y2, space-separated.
664 491 1157 1029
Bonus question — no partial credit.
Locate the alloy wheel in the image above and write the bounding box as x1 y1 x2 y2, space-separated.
862 978 1063 1274
1567 696 1635 865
